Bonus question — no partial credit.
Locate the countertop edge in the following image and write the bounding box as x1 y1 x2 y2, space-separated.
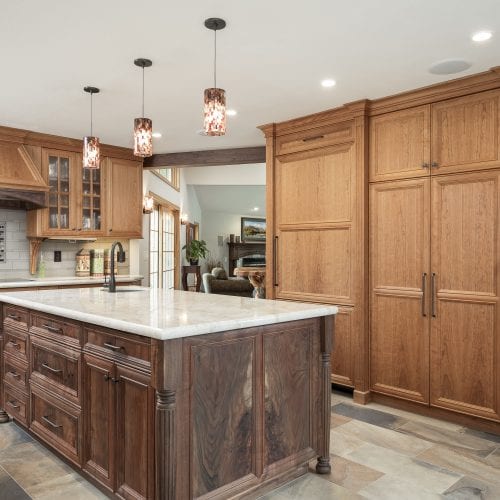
0 276 144 289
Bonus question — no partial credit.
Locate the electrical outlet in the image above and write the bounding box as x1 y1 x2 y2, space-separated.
54 250 61 262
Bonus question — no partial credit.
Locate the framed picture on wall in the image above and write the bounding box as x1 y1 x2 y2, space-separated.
241 217 266 242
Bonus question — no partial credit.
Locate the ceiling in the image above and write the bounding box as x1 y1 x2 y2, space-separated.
1 1 499 153
193 185 266 216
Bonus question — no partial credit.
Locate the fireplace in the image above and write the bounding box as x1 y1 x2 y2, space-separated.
228 242 266 276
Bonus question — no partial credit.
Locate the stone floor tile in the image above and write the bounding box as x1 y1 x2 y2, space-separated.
0 422 33 453
331 412 352 428
346 442 414 474
359 474 443 500
485 448 500 468
333 402 407 430
0 465 30 500
396 420 498 458
417 444 500 486
330 428 366 457
309 454 384 492
338 419 434 457
442 476 500 499
259 473 363 499
462 428 500 445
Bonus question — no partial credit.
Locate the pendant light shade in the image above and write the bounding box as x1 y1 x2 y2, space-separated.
204 18 227 136
134 58 153 157
204 88 226 136
83 86 100 169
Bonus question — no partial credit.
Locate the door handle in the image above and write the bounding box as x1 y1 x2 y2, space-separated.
103 342 123 352
41 363 63 375
431 273 437 318
42 415 62 429
273 236 279 287
42 324 63 334
421 273 427 317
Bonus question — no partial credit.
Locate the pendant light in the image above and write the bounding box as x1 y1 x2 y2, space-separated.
203 18 227 136
83 86 100 169
134 58 153 157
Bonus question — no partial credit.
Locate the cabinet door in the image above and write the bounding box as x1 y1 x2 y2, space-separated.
275 143 356 305
430 170 500 421
83 354 115 491
370 105 431 182
115 365 154 500
370 178 430 403
107 158 143 238
331 306 355 387
431 90 500 174
80 155 106 236
42 149 79 235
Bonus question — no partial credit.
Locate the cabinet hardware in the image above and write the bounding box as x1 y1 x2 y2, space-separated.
111 378 120 383
7 400 20 410
7 371 20 379
431 161 439 168
104 342 123 352
7 341 20 350
422 163 430 169
42 415 62 429
41 363 62 374
421 273 427 317
42 324 63 334
104 374 111 381
273 236 279 287
431 273 437 317
302 135 325 142
7 313 21 320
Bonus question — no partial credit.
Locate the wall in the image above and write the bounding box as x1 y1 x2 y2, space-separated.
183 163 266 185
201 211 265 276
0 209 130 278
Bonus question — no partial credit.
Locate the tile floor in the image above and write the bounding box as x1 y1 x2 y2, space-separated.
0 390 499 499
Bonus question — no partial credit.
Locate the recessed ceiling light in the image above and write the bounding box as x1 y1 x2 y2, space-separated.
429 59 472 75
321 79 336 88
253 206 259 211
472 31 492 42
152 132 162 138
226 109 237 116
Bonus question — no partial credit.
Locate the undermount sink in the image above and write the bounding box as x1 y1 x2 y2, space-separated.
101 288 145 293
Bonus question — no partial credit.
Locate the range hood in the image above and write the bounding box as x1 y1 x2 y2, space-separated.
0 141 48 209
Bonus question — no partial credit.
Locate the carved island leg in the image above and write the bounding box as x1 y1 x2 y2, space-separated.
316 315 334 474
156 389 176 500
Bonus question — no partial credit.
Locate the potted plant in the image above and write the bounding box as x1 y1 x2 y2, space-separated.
183 239 209 265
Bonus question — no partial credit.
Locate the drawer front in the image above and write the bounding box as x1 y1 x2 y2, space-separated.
31 339 80 403
4 385 28 426
3 305 29 331
31 313 81 346
3 354 29 393
4 330 28 362
85 328 150 365
276 121 354 156
30 386 80 465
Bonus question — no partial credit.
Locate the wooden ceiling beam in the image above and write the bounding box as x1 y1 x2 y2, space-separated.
143 146 265 168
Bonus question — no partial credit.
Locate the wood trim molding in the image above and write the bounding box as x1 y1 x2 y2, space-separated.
0 125 138 161
143 146 266 168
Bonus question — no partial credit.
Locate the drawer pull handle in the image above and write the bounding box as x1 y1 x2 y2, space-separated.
112 378 120 383
104 342 123 352
7 400 20 410
7 313 21 321
7 341 21 350
42 324 63 334
42 415 62 429
7 371 21 379
302 135 325 142
42 363 62 374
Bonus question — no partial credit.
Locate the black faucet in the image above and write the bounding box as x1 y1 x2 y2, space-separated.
108 241 125 293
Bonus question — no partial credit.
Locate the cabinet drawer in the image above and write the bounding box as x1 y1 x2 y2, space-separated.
276 121 354 156
3 305 29 331
30 337 81 404
31 312 81 347
85 328 150 367
3 354 29 394
4 385 28 427
30 385 81 465
3 329 28 362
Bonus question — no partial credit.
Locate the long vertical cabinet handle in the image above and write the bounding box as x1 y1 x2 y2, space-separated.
431 273 437 318
421 273 427 317
273 236 279 287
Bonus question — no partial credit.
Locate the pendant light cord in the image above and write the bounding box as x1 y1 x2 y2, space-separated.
90 92 93 137
142 66 145 117
214 27 217 88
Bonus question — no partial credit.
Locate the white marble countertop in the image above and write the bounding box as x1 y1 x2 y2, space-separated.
0 287 338 340
0 275 143 289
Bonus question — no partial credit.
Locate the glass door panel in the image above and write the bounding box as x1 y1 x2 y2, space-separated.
81 166 102 232
47 154 72 230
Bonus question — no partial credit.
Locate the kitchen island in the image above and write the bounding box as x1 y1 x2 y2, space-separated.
0 287 336 499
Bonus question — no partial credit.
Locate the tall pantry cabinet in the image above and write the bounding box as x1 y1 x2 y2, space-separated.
370 89 500 422
259 101 370 402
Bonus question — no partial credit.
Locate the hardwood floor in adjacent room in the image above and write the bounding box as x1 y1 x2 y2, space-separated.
0 389 499 499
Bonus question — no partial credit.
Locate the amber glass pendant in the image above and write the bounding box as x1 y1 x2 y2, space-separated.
204 88 226 136
83 136 100 169
134 117 153 157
